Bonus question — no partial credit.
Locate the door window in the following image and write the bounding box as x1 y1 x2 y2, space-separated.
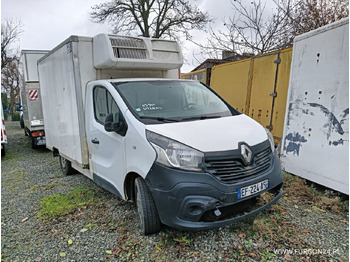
93 86 120 124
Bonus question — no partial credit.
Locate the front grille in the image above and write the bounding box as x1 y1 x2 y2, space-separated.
205 147 272 184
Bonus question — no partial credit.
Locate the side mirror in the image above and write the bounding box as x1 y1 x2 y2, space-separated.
15 103 22 112
104 113 128 136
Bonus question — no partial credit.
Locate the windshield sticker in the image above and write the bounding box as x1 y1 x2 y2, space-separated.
142 103 162 111
136 108 141 112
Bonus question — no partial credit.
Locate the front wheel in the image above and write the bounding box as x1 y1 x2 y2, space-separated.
59 155 75 175
20 115 24 128
134 177 161 235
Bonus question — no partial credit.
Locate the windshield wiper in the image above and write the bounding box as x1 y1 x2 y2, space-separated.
139 116 180 122
181 115 222 121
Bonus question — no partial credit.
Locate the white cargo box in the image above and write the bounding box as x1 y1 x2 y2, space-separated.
20 50 49 81
38 34 183 169
280 18 349 194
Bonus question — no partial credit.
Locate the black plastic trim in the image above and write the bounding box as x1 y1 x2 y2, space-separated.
93 173 122 198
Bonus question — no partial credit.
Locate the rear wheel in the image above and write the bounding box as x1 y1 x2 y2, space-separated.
59 155 74 175
31 137 37 149
134 177 161 235
1 144 5 157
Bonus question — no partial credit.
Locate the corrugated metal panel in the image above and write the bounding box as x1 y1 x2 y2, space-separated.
270 49 292 144
247 53 279 131
211 59 251 113
210 48 292 144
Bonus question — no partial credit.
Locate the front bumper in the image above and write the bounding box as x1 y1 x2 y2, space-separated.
145 148 283 231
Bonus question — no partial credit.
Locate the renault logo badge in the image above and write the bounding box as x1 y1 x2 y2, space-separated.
240 144 253 165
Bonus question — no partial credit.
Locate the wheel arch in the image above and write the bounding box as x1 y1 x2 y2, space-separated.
124 172 141 201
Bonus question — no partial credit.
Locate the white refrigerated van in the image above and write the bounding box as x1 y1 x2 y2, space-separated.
38 34 283 234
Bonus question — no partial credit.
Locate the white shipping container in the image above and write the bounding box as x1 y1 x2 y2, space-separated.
280 18 349 194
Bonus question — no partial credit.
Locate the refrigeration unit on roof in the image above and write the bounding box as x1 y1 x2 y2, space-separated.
93 34 183 70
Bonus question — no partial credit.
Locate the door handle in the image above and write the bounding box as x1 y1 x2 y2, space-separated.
91 138 100 144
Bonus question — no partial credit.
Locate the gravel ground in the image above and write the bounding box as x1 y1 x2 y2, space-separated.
1 121 349 262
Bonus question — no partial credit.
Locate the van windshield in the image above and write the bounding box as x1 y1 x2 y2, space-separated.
113 80 238 123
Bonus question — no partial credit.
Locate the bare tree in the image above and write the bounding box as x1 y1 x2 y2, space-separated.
90 0 211 40
194 0 291 59
1 18 23 118
1 18 23 68
1 57 20 116
196 0 348 60
277 0 349 36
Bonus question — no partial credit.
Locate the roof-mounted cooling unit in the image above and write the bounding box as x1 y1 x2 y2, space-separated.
93 34 183 70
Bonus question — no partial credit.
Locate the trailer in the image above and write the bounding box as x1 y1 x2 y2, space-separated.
19 50 49 148
280 18 349 194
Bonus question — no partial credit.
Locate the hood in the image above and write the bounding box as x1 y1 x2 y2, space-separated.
146 114 268 152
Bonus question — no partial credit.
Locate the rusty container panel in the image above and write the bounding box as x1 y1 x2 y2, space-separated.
281 18 349 194
270 48 293 144
210 49 292 144
210 59 251 113
247 54 279 131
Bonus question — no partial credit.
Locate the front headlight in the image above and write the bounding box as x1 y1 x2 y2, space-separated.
146 130 204 171
265 129 275 152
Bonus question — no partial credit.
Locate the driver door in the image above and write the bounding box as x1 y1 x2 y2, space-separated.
86 85 126 198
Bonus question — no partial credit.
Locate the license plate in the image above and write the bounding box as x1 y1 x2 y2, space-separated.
36 137 46 145
237 179 269 199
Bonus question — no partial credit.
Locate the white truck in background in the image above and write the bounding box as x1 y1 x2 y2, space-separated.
19 50 49 148
38 34 283 234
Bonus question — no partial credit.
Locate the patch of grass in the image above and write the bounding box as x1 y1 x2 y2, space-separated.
38 187 100 219
2 169 28 187
86 222 98 230
283 172 349 213
44 182 64 190
174 235 191 246
1 149 24 163
260 248 277 261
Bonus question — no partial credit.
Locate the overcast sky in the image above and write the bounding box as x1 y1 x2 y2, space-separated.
1 0 273 72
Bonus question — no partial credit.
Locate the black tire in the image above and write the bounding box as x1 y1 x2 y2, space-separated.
1 144 5 157
134 177 161 235
31 137 37 149
59 155 75 175
20 115 24 128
